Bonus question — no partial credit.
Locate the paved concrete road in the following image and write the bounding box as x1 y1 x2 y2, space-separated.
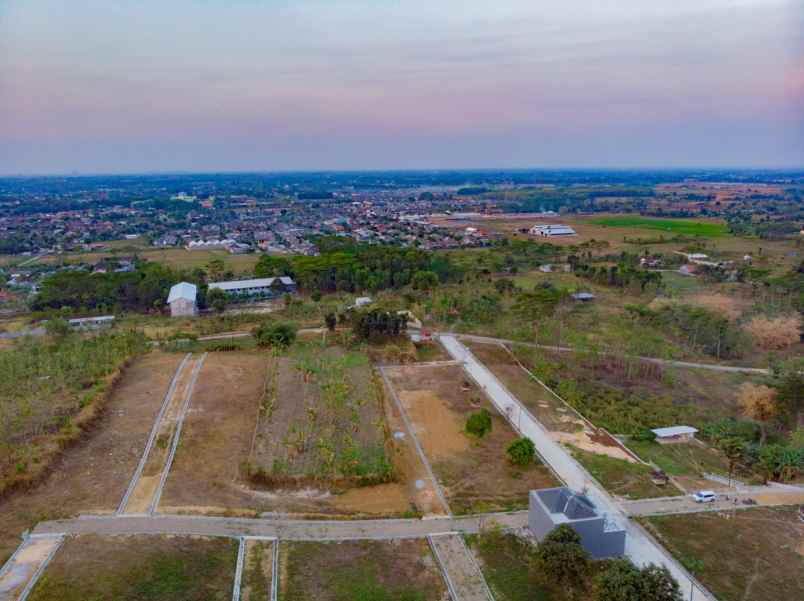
32 512 528 541
624 490 804 517
439 334 716 601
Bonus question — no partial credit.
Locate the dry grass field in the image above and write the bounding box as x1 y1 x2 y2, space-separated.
642 506 804 601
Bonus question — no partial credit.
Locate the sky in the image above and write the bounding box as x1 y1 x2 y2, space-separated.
1 0 803 174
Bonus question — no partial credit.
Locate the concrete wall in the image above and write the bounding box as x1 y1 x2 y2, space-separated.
170 298 197 317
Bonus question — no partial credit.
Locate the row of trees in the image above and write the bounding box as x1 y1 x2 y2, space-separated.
254 238 462 294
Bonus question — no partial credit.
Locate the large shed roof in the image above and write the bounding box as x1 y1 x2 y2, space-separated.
167 282 197 304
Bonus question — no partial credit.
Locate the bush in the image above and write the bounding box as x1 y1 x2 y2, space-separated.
253 321 297 348
743 314 802 350
466 409 492 438
506 437 535 466
595 559 682 601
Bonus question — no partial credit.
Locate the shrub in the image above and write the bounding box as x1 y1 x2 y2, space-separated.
466 409 492 438
595 559 682 601
743 314 802 350
253 321 297 348
506 437 535 466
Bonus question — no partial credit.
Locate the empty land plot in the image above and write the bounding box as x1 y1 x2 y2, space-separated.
158 351 268 513
0 352 184 564
25 534 236 601
279 539 446 601
385 364 558 514
642 506 804 601
588 216 729 238
246 342 409 516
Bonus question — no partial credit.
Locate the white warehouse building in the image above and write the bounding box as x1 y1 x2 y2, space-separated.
208 276 297 299
529 224 577 237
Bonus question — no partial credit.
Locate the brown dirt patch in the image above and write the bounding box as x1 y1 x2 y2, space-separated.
0 352 185 565
331 483 410 514
385 364 559 514
159 352 268 511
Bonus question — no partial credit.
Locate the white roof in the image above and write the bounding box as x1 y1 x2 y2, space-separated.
208 277 294 291
167 282 197 304
651 426 698 438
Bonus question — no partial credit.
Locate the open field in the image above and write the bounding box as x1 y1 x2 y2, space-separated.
26 534 236 601
0 351 183 564
385 363 558 514
627 439 730 479
589 216 729 237
33 246 260 274
642 506 804 601
279 538 446 601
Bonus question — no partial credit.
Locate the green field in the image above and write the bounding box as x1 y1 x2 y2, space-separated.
589 216 729 238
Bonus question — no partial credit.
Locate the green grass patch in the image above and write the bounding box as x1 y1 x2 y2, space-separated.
627 439 730 477
569 446 683 499
590 216 729 238
28 536 236 601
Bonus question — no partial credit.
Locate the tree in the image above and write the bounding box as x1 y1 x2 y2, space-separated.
534 525 589 591
253 321 296 348
466 409 492 438
737 382 777 444
411 270 439 291
494 278 516 295
254 254 293 278
506 437 535 466
352 309 407 341
44 318 70 341
775 368 804 429
638 565 683 601
311 290 322 302
206 287 227 313
324 312 337 332
205 258 225 282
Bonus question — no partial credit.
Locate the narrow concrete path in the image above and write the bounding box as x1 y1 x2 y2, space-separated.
31 512 527 541
428 534 493 601
0 536 62 601
117 353 192 514
454 333 770 375
439 334 716 601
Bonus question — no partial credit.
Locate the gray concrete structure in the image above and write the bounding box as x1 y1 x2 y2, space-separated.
528 488 625 559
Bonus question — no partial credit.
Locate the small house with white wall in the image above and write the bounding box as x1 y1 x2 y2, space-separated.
167 282 198 317
651 425 698 444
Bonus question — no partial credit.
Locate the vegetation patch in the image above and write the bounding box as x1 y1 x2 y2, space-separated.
589 216 729 238
279 539 446 601
27 534 237 601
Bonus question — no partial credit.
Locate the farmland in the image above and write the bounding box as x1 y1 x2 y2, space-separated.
588 216 729 238
279 539 446 601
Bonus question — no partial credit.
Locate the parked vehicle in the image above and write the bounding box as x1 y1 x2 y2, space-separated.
692 491 717 503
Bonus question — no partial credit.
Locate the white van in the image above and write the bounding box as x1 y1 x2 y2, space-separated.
692 491 717 503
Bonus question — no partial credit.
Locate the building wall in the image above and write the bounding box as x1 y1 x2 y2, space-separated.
528 491 625 559
170 298 197 317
